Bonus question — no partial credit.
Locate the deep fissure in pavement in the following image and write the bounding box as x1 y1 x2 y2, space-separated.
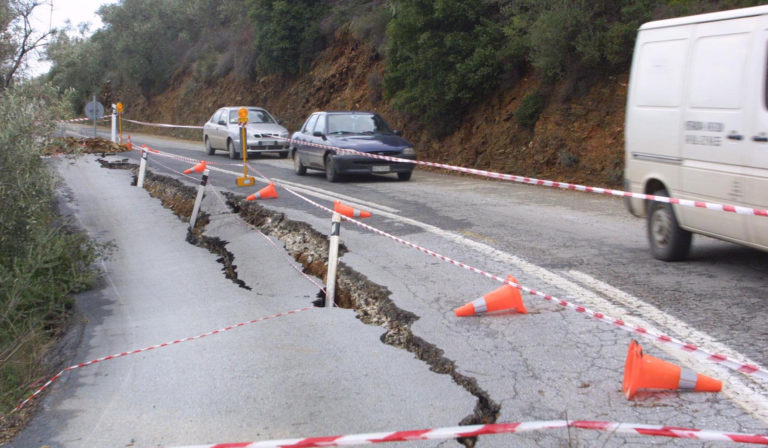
135 167 500 446
140 170 251 291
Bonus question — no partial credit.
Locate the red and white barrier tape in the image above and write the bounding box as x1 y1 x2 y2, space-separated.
124 118 204 129
121 118 768 219
58 115 111 123
139 144 211 165
5 307 312 416
168 420 768 447
133 144 768 380
271 182 768 381
277 137 768 219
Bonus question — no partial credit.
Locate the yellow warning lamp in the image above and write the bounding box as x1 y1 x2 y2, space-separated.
237 107 248 124
116 102 124 113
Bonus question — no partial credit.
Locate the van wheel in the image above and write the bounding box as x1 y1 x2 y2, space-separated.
647 189 692 261
228 140 240 160
205 136 215 155
325 153 339 182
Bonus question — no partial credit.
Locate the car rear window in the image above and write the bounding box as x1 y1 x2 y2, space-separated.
327 114 393 135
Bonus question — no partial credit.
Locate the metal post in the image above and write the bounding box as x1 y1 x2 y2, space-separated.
92 94 97 138
325 213 342 308
136 149 148 188
241 124 248 174
111 104 117 143
189 169 210 231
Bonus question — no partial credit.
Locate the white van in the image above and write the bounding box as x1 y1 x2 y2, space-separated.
624 5 768 261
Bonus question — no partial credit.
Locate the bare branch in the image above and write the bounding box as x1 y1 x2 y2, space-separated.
2 0 55 87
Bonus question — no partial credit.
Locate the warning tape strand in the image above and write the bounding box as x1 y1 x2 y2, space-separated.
275 136 768 219
62 115 768 218
136 144 768 381
57 115 111 123
5 307 312 416
167 420 768 447
124 118 204 129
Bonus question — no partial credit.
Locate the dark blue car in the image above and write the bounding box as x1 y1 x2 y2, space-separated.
290 111 416 182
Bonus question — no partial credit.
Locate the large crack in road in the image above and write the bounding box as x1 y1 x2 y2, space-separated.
137 166 500 447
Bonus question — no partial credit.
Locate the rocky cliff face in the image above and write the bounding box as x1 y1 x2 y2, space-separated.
125 30 627 187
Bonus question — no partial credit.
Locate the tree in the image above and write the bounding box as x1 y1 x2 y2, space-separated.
247 0 322 76
384 0 504 137
1 0 55 88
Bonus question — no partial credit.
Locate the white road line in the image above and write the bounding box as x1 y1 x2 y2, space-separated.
563 269 768 423
114 133 768 423
204 163 400 216
271 177 401 214
278 186 768 424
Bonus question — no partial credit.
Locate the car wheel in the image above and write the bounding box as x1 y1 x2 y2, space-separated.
279 151 289 159
228 139 240 160
647 189 692 261
397 171 412 181
205 136 215 155
324 153 339 182
293 150 306 175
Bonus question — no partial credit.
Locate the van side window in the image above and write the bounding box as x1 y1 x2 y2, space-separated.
689 33 749 109
634 40 687 107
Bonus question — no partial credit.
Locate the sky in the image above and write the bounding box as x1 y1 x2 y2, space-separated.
28 0 118 76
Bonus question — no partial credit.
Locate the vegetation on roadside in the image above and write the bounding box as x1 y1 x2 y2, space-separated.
0 83 109 419
43 0 765 135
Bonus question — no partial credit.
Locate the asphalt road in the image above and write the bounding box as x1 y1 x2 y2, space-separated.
14 125 767 447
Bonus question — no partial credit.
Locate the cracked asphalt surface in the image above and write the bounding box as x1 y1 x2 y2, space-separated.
10 127 768 447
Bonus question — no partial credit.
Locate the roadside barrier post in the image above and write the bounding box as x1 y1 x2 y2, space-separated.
111 104 117 143
323 201 371 308
189 169 210 231
325 212 342 308
136 148 148 188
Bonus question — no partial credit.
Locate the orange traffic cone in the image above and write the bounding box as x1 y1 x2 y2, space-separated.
334 200 371 218
455 275 527 317
125 135 133 150
184 160 207 174
623 340 721 399
246 182 278 200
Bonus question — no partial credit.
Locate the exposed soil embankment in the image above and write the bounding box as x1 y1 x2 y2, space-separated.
122 30 626 189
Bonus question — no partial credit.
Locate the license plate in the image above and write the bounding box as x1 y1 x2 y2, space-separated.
372 165 390 173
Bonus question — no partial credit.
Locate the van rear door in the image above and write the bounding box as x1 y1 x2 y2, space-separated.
678 18 757 243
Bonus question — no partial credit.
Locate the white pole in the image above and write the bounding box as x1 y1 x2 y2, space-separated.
325 213 342 308
189 169 210 231
92 94 97 138
136 149 148 188
111 104 117 143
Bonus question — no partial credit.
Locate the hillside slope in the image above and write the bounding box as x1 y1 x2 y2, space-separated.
127 30 627 187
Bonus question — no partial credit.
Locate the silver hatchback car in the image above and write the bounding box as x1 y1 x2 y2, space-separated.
203 106 290 159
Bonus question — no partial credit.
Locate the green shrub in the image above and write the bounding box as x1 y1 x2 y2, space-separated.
384 0 505 137
0 83 108 414
247 0 322 76
515 91 546 128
